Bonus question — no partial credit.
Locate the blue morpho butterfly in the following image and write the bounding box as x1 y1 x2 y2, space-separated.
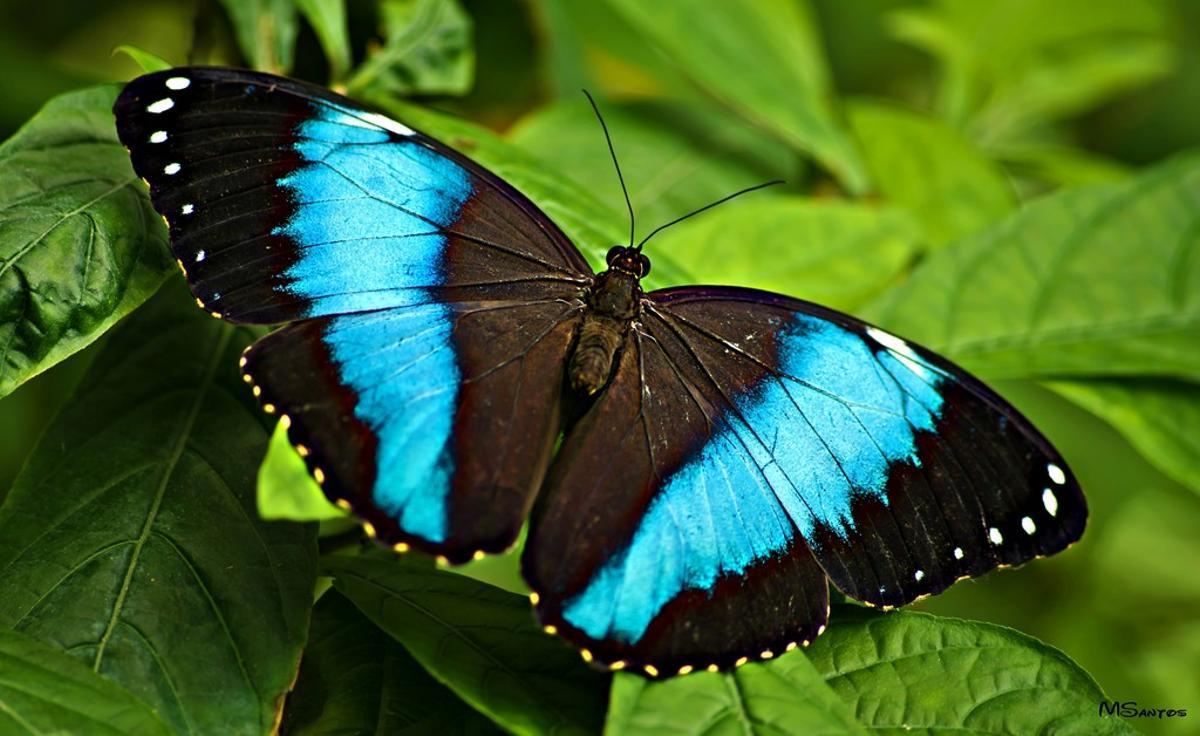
114 68 1086 678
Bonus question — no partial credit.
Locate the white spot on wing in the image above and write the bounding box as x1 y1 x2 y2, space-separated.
865 326 907 352
865 326 930 379
953 546 964 560
989 527 1003 545
1047 463 1066 485
165 76 190 90
1021 516 1037 535
361 111 415 136
914 569 925 582
327 109 416 136
163 162 181 175
195 250 206 262
150 130 168 143
181 203 194 215
1043 488 1058 516
147 98 174 113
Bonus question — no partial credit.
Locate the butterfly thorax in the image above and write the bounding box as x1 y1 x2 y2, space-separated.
568 256 645 396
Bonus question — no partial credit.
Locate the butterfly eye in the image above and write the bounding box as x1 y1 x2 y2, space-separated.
637 254 652 278
606 246 624 266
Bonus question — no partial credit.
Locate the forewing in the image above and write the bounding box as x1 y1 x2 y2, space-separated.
115 67 594 559
113 67 591 323
525 285 1086 675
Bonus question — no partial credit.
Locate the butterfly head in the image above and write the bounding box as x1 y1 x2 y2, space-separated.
606 245 651 279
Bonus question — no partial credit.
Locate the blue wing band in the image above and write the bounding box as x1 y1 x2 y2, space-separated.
561 313 947 644
526 287 1086 674
276 103 472 316
116 68 589 560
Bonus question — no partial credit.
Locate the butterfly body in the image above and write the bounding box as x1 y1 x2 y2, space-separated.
569 249 646 395
114 67 1087 677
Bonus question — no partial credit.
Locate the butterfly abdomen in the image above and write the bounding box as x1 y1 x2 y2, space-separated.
570 314 626 395
569 268 641 395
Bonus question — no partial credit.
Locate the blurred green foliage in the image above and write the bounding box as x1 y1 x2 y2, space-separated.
1 0 1198 733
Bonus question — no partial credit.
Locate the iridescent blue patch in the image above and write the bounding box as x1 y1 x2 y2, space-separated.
563 316 947 643
276 102 473 542
324 305 459 541
274 103 472 316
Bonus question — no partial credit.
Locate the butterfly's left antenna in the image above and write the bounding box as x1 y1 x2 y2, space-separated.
583 90 636 249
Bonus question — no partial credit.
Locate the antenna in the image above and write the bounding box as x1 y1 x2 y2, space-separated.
636 180 785 250
583 90 636 249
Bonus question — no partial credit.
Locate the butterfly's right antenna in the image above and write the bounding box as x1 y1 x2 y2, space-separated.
583 90 636 249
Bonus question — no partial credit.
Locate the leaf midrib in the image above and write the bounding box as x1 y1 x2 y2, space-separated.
0 696 45 735
91 323 233 673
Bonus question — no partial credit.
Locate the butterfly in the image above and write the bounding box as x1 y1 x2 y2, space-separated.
114 67 1087 678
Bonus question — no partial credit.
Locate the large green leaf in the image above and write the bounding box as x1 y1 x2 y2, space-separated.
0 629 172 736
605 0 868 193
282 591 499 735
605 654 865 736
649 199 920 312
0 85 171 399
867 154 1200 381
0 282 318 736
606 604 1127 734
363 95 690 287
218 0 300 73
324 554 609 736
847 100 1015 248
1049 378 1200 495
508 98 794 230
807 606 1134 733
889 0 1174 143
346 0 474 97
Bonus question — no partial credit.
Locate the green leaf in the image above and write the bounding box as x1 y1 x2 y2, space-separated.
0 85 171 399
976 38 1175 142
345 0 474 97
847 100 1015 248
324 554 609 736
1049 378 1200 494
218 0 300 73
295 0 352 81
282 591 500 735
997 144 1133 190
527 0 695 98
605 0 868 193
0 282 318 736
508 98 795 231
889 0 1174 142
807 606 1134 734
448 527 528 596
112 44 173 73
650 199 920 312
867 154 1200 381
258 421 346 521
605 654 865 736
366 96 690 287
0 629 172 736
